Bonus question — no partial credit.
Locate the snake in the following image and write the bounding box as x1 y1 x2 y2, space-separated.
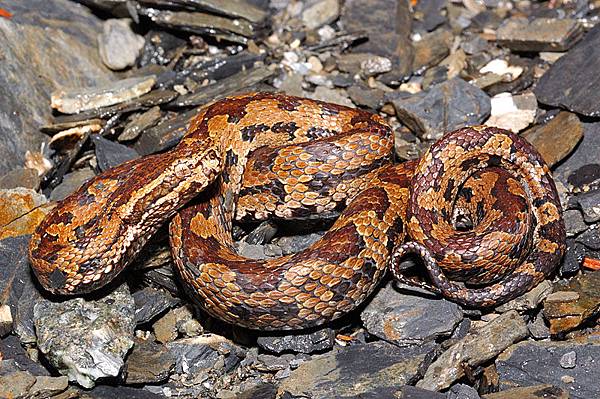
28 92 566 330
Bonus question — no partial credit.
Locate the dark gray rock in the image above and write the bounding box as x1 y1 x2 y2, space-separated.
92 135 139 171
535 24 600 117
124 338 175 384
575 190 600 223
34 285 136 388
0 0 114 175
496 337 600 399
119 106 162 141
341 0 414 82
413 0 446 32
166 336 225 374
0 235 44 344
49 168 96 201
28 375 69 398
361 281 463 345
89 385 166 399
279 341 436 398
527 311 551 340
257 328 335 354
446 384 481 399
417 311 528 391
560 239 584 276
401 386 445 399
496 18 583 52
132 286 179 325
0 335 49 376
554 122 600 190
576 228 600 250
392 78 491 140
563 210 587 237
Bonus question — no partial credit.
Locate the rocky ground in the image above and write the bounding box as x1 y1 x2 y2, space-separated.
0 0 599 398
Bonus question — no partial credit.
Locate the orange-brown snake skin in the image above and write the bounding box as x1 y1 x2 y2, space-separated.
29 92 566 330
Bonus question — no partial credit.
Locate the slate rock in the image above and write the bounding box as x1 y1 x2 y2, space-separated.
483 384 568 399
92 135 139 171
559 239 585 276
400 386 445 399
447 384 481 399
28 375 69 398
341 0 414 81
535 24 600 117
301 0 340 30
34 285 136 388
132 286 179 325
0 371 36 399
124 338 175 384
392 78 491 140
51 75 156 114
166 335 230 375
562 210 587 237
522 112 583 168
0 0 113 175
543 271 600 334
576 228 600 251
417 310 528 391
413 0 446 32
361 281 463 345
0 335 49 376
0 168 40 191
496 18 583 52
575 189 600 223
49 168 96 201
257 328 335 354
278 341 436 398
0 235 45 344
89 385 166 399
496 337 600 399
554 122 600 189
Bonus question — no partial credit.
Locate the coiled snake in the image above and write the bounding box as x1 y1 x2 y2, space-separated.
29 92 566 330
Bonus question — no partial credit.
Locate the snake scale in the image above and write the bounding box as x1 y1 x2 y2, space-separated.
29 92 566 330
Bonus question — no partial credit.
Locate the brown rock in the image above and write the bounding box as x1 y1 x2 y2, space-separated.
522 112 583 167
543 272 600 335
0 188 53 240
496 18 583 52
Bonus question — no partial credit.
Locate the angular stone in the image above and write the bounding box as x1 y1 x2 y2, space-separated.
278 341 435 398
485 92 537 133
401 386 445 398
132 286 179 325
0 168 40 191
347 84 384 110
51 75 156 114
361 281 463 345
392 78 491 140
495 337 600 399
98 19 145 70
496 18 583 52
575 190 600 223
417 310 528 391
92 135 139 172
0 236 44 344
49 168 96 201
257 328 334 354
576 228 600 251
0 371 36 399
413 0 446 32
412 29 453 72
535 24 600 117
447 384 481 399
0 335 49 376
0 0 113 175
166 335 236 375
0 188 51 240
34 285 136 388
124 338 175 384
28 375 69 398
496 280 553 312
554 122 600 189
302 0 340 30
119 106 162 141
0 305 10 337
483 384 568 399
153 306 197 344
522 112 583 168
341 0 414 81
543 271 600 334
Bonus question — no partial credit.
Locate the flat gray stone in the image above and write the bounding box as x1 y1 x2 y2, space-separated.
98 19 144 70
257 328 335 354
496 18 583 52
496 336 600 399
279 341 436 398
392 78 491 140
361 281 463 345
535 24 600 117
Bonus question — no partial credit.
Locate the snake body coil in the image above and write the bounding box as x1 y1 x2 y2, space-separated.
29 93 565 330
